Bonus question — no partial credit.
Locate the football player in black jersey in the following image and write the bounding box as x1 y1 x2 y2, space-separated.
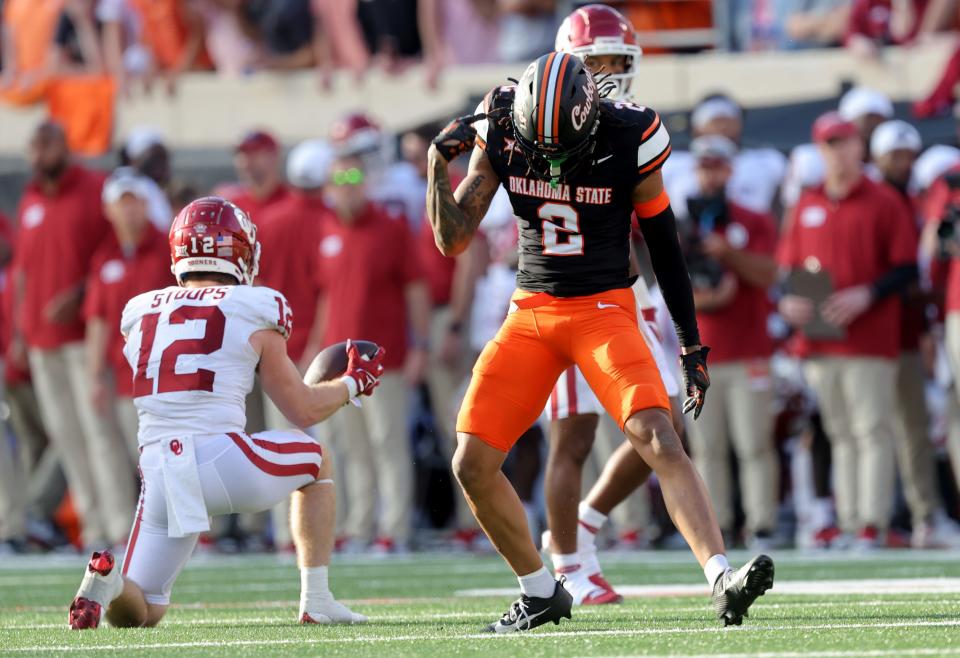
427 53 774 633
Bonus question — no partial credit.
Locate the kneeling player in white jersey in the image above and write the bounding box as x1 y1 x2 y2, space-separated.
543 4 687 606
69 197 383 629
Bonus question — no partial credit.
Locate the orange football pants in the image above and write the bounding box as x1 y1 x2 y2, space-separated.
457 287 670 452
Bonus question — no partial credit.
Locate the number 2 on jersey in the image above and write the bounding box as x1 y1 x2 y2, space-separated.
133 306 227 397
539 202 583 256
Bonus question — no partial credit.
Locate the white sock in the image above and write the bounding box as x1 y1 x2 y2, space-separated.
811 498 834 530
578 502 608 537
577 503 606 576
300 566 330 611
518 566 555 599
580 545 601 576
550 552 581 577
703 554 730 586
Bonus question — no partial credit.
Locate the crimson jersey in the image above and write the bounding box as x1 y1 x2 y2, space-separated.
475 86 671 297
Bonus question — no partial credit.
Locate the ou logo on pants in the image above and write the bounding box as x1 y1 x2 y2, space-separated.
170 440 183 456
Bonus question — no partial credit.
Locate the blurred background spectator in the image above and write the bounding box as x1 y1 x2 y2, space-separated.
308 149 430 554
778 111 919 548
11 122 132 550
215 129 289 217
84 169 172 462
681 135 780 550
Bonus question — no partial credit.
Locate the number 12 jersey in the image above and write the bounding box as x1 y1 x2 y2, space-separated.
474 86 672 297
121 285 293 448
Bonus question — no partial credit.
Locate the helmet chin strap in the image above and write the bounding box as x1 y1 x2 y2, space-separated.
548 158 565 188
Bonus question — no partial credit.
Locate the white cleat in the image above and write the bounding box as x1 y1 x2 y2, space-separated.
562 570 623 606
68 550 124 629
912 512 960 549
300 598 368 625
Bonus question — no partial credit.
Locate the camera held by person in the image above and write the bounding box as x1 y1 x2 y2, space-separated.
680 136 743 304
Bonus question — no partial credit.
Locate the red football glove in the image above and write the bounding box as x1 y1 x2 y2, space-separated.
340 339 386 399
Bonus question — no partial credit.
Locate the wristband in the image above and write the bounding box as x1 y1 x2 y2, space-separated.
339 375 359 400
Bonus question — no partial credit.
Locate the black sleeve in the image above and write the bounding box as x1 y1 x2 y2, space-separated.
871 263 918 301
54 13 74 48
637 205 701 348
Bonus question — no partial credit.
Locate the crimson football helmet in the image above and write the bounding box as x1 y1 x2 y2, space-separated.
169 196 260 285
555 4 642 100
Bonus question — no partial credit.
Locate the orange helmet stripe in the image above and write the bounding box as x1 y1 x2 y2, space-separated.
551 54 570 143
537 52 556 143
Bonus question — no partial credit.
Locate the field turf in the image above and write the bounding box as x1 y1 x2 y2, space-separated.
2 550 959 656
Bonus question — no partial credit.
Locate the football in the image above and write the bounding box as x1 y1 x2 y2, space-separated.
303 340 381 385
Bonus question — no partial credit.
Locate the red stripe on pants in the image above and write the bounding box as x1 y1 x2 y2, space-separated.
566 367 578 416
122 467 145 576
228 433 320 479
550 381 560 418
251 437 322 456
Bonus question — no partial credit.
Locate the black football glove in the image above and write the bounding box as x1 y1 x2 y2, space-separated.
680 346 711 420
431 113 486 162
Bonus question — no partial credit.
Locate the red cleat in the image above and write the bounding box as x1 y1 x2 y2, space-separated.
69 597 103 630
68 550 120 630
580 573 623 605
812 525 842 549
88 551 115 576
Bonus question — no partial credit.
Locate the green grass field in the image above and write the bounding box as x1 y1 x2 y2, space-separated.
2 550 959 656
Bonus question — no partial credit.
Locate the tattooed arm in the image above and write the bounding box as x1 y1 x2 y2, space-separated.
427 144 501 257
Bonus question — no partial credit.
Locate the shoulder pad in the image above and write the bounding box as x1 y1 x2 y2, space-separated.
235 286 293 339
483 85 516 114
120 288 167 338
605 102 671 175
477 85 516 148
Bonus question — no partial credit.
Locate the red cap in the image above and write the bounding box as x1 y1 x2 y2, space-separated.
235 130 279 154
812 111 859 144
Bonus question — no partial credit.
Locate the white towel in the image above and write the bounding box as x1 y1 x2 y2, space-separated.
160 436 210 538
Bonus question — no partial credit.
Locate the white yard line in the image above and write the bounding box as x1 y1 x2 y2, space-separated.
5 620 960 653
457 577 960 598
588 650 960 658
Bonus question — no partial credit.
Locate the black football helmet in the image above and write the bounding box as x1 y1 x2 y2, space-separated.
512 52 600 186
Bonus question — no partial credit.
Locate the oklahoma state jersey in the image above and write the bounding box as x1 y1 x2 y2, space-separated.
121 284 293 448
475 86 671 297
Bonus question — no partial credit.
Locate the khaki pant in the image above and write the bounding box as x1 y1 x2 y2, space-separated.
942 313 960 480
947 393 960 485
584 412 650 535
6 383 64 519
317 372 412 542
894 351 938 524
803 356 897 532
0 422 26 541
29 343 137 545
686 360 778 534
114 396 140 464
426 306 476 530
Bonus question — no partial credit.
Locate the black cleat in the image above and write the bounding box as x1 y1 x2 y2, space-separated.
483 579 573 633
712 554 775 626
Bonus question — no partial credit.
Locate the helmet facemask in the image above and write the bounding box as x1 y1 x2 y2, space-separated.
511 54 601 188
513 119 598 187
